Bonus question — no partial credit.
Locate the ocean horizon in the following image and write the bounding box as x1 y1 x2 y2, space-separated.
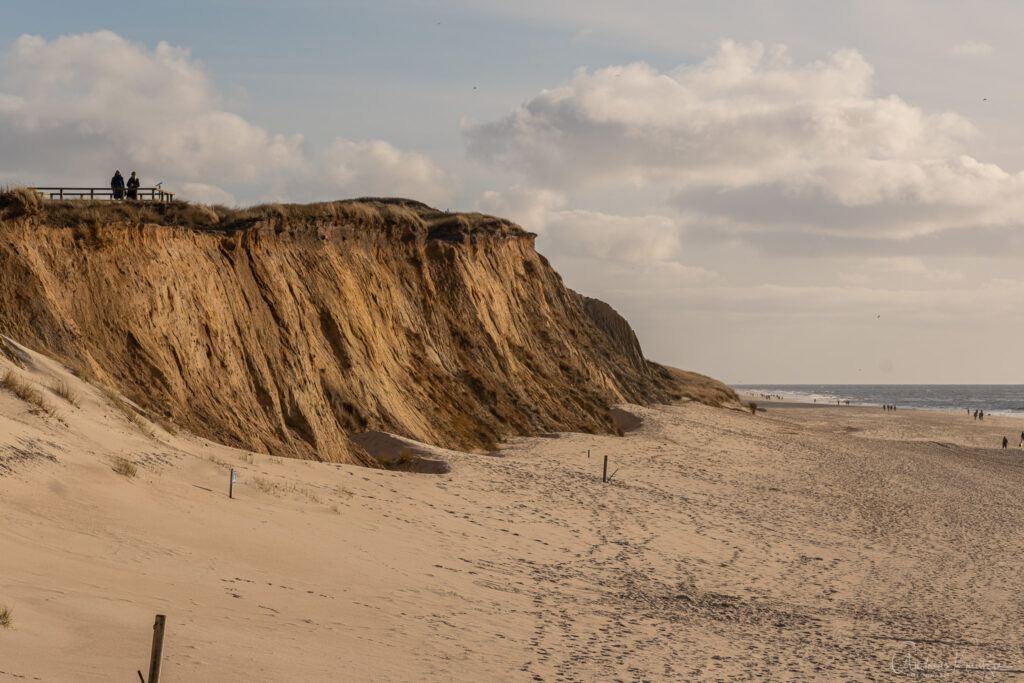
731 384 1024 416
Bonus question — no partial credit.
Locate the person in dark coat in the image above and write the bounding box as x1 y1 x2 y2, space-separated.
111 170 125 200
1003 436 1009 448
126 171 140 200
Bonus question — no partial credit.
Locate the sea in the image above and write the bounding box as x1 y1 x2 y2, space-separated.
731 385 1024 416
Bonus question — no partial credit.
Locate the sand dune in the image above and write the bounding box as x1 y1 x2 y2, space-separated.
2 349 1024 680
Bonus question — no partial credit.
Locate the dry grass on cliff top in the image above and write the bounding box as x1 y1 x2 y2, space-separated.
0 187 529 239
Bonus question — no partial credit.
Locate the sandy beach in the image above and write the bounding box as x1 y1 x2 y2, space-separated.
3 349 1024 681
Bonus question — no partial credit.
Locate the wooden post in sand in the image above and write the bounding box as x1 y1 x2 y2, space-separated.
148 614 166 683
229 470 236 499
602 455 608 483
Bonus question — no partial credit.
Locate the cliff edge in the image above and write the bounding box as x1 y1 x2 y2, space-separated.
0 192 738 465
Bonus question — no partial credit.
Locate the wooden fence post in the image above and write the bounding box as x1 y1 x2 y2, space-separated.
148 614 166 683
602 455 608 483
229 470 235 499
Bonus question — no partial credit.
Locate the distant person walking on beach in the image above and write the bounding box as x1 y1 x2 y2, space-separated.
1003 436 1009 448
111 170 125 200
126 171 140 200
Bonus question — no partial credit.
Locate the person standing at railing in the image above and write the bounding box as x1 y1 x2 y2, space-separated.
127 171 140 200
111 170 125 200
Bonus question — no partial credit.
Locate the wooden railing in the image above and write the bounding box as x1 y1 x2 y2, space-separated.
30 187 175 202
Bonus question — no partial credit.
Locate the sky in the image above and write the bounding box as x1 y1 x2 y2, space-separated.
2 1 1023 384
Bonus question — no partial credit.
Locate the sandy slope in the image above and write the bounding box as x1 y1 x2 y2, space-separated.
2 349 1024 681
0 200 710 465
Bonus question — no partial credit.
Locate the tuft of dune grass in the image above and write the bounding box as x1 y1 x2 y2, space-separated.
0 605 12 629
51 380 80 407
101 387 155 438
206 454 233 471
68 360 95 383
1 370 56 417
111 456 137 478
379 448 417 469
251 476 325 505
0 185 43 220
153 415 177 435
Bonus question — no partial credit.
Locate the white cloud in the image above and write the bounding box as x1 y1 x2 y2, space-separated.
179 182 237 206
865 257 964 282
837 257 964 284
474 185 566 231
465 40 1024 242
615 279 1022 322
543 210 684 263
319 139 454 205
0 31 451 205
951 41 993 56
0 31 305 185
577 257 720 288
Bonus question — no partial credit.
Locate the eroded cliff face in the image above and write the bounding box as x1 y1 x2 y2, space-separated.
0 198 733 465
